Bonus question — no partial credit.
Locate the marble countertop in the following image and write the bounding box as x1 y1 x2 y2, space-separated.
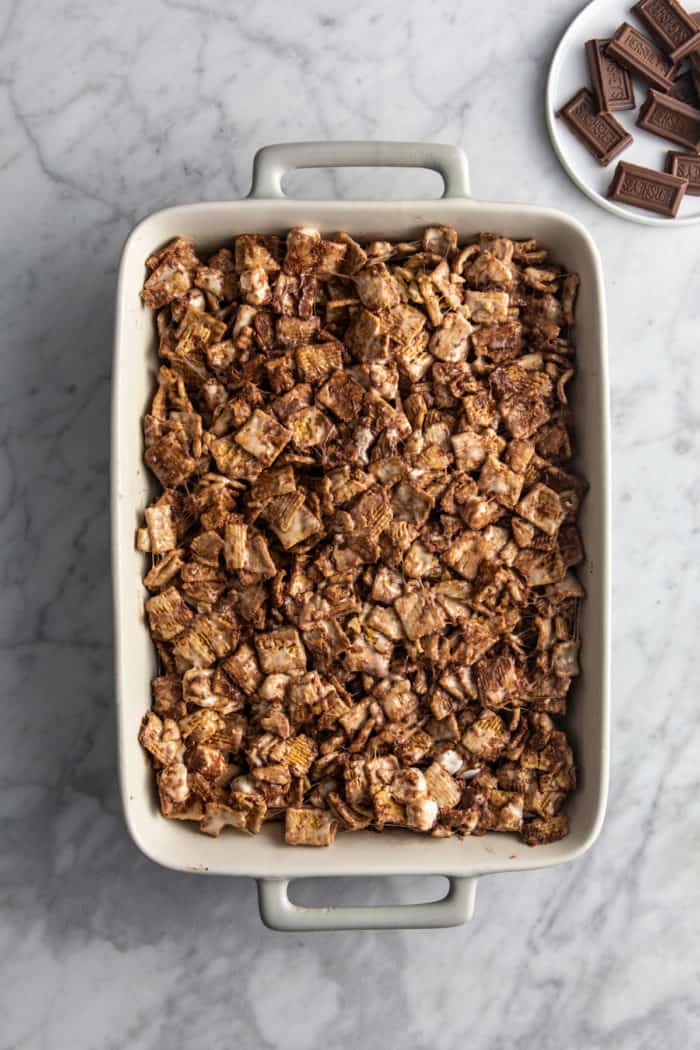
2 0 699 1047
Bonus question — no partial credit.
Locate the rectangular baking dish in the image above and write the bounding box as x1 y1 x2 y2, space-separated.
112 141 610 931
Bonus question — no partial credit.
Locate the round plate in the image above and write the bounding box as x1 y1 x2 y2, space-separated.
546 0 700 226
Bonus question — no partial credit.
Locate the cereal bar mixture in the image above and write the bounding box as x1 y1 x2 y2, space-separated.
137 225 584 847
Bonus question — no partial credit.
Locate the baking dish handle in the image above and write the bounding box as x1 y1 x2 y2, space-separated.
248 141 471 200
257 875 477 931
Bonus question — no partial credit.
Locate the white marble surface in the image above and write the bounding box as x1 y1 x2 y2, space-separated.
1 0 699 1046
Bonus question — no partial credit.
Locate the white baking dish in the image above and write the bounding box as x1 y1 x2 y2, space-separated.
112 142 610 931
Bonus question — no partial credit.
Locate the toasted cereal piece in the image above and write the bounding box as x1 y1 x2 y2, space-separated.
371 787 406 828
208 435 263 482
255 627 307 676
240 267 271 306
158 761 190 804
424 762 461 810
371 564 404 603
146 237 198 273
201 794 267 836
403 541 440 579
151 675 185 720
144 503 177 554
520 813 568 846
505 438 535 474
405 797 439 831
394 588 446 640
430 259 462 309
499 395 551 440
393 333 434 382
429 311 473 362
143 549 186 592
326 792 373 830
179 709 226 743
284 806 337 846
551 640 580 677
160 794 204 821
180 561 226 609
475 654 521 708
422 225 458 256
481 789 523 832
287 406 334 449
443 530 486 580
268 499 322 550
478 455 524 510
355 262 401 310
451 429 500 473
515 549 566 586
186 743 228 779
222 642 262 695
182 667 231 710
145 586 193 641
286 734 317 777
283 227 321 274
344 307 387 360
517 484 565 536
234 409 291 466
142 252 194 308
391 480 434 526
471 320 522 362
251 762 292 788
295 342 343 384
335 231 368 274
275 315 321 347
465 289 509 323
462 712 510 760
173 609 239 668
462 390 498 428
317 370 366 422
144 431 196 488
139 711 184 765
234 234 280 273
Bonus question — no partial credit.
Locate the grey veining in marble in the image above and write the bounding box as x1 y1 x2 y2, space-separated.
1 0 699 1047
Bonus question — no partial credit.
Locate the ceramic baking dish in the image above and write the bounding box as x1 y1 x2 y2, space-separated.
112 141 610 931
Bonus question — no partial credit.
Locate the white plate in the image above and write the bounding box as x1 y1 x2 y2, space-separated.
546 0 700 226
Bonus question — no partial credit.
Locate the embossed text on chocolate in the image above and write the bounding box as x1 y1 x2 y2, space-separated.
644 0 688 45
626 33 666 69
620 173 674 205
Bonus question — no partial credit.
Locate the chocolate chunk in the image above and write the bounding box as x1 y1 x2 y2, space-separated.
668 70 699 106
637 88 700 149
688 13 700 98
607 160 688 216
690 15 700 100
632 0 700 63
557 88 633 166
585 39 635 111
666 149 700 193
691 52 700 102
607 23 676 90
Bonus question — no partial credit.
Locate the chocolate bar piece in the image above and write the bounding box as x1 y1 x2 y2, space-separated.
586 39 635 111
668 69 699 106
690 49 700 102
557 88 633 165
607 160 688 215
607 23 676 90
667 148 700 192
632 0 700 63
637 88 700 148
684 13 700 98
